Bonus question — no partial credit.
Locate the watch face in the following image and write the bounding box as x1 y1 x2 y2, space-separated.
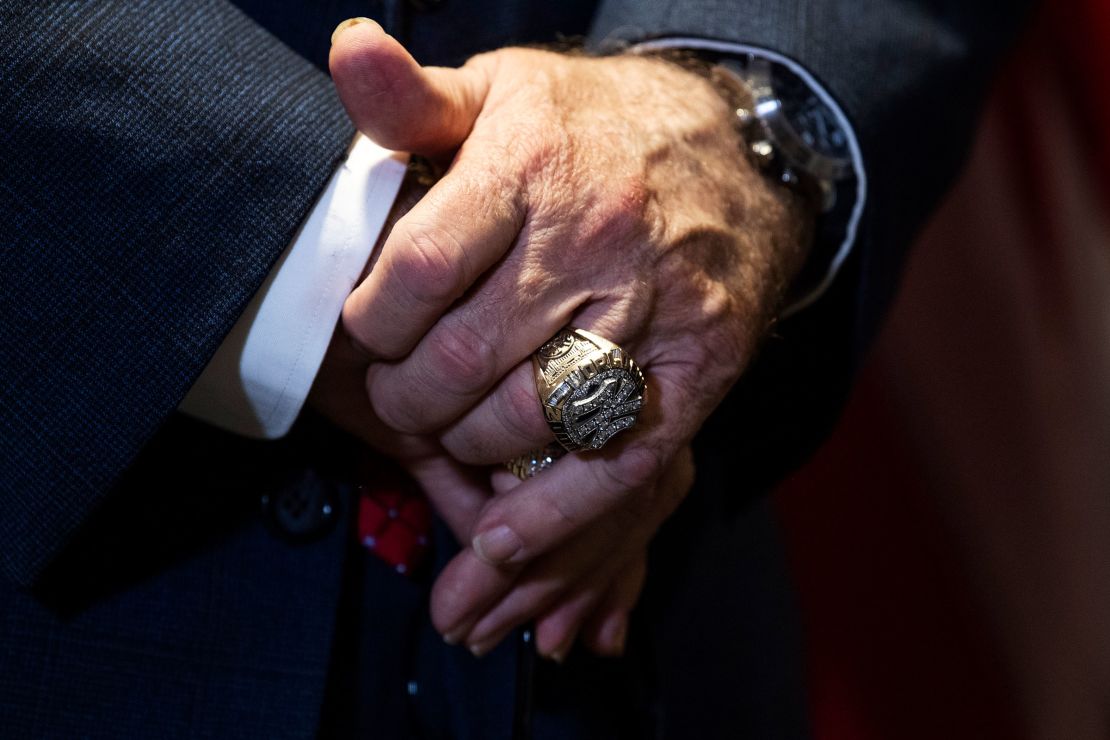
772 64 851 162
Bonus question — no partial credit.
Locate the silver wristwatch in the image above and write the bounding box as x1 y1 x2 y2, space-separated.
714 55 852 213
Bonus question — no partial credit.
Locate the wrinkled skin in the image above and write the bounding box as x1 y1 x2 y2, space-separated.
314 18 812 660
310 175 680 659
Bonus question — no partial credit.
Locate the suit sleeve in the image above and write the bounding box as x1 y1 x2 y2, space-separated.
587 1 1034 483
0 0 355 586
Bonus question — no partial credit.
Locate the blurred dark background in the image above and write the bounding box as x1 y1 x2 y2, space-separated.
775 3 1110 738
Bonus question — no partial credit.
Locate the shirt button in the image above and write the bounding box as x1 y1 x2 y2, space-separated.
261 471 340 543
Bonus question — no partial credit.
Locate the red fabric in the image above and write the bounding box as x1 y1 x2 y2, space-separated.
777 6 1108 738
356 465 432 575
776 371 1024 740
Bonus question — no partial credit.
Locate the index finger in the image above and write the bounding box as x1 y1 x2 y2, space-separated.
342 161 524 361
468 441 668 566
468 368 702 564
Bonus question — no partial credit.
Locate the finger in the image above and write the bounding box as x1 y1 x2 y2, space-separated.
461 523 631 657
431 509 609 648
308 325 441 460
580 555 646 658
490 466 522 496
364 271 579 432
429 547 520 645
342 165 525 362
533 553 645 662
405 453 491 545
329 18 491 155
469 426 695 567
437 305 652 464
467 442 667 567
435 450 690 650
438 362 554 465
532 587 600 663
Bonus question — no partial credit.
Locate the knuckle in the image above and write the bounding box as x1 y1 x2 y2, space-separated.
370 383 424 434
681 335 715 375
462 49 496 71
545 490 587 532
390 223 467 307
440 420 513 468
707 282 737 320
520 124 570 178
494 490 585 542
493 373 550 443
424 319 499 397
696 326 748 386
585 178 650 244
429 570 473 635
610 175 651 222
581 296 644 345
340 299 382 357
439 429 483 465
605 444 666 492
661 331 730 394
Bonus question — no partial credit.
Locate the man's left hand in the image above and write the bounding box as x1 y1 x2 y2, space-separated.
330 19 813 655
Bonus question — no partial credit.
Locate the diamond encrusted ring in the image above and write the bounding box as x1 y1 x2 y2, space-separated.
506 443 566 480
532 327 646 452
505 328 645 479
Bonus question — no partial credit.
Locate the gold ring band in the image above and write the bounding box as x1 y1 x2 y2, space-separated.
506 443 566 480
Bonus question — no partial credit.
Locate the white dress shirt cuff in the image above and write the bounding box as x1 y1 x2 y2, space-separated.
179 135 407 439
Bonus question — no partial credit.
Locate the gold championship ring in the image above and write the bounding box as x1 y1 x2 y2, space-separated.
506 327 646 478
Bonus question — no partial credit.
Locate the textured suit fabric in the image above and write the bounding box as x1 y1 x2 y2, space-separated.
0 419 352 739
0 0 355 586
0 0 1031 737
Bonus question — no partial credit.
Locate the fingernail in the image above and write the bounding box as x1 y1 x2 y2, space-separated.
469 641 493 658
550 640 573 665
443 630 462 646
602 614 628 656
331 17 381 45
472 525 522 564
542 630 577 665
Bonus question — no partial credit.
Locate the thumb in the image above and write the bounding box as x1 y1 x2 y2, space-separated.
329 18 490 155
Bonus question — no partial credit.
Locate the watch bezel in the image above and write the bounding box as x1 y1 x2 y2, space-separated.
719 57 851 193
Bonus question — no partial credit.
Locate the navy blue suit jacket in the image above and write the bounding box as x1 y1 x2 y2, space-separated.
0 1 1030 737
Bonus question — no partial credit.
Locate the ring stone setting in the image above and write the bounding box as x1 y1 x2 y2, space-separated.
534 327 646 453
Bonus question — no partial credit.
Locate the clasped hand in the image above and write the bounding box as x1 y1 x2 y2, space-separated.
313 19 810 661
